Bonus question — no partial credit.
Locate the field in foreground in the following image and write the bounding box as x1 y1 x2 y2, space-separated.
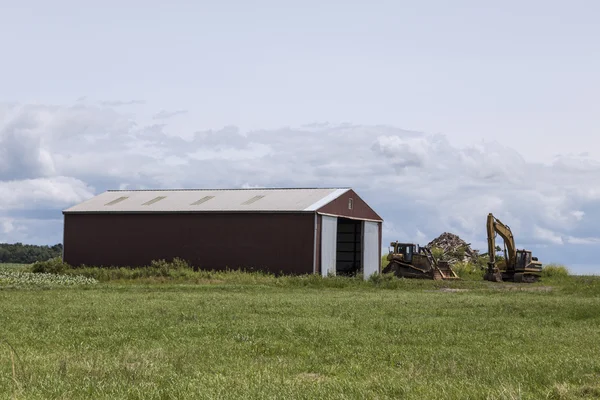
1 268 600 399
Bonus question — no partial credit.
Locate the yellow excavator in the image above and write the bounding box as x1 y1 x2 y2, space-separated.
484 213 543 283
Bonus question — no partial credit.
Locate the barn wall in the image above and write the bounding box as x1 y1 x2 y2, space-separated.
317 189 382 221
63 212 315 274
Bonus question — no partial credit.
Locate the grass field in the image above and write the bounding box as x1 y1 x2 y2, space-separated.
1 263 600 399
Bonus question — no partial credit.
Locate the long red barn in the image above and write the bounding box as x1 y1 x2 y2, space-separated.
62 187 383 278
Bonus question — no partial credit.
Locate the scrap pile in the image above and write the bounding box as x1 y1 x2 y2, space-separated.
426 232 480 265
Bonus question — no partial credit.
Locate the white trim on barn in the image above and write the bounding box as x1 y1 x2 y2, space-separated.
320 215 338 277
362 221 380 280
312 213 318 274
316 212 383 223
303 188 350 211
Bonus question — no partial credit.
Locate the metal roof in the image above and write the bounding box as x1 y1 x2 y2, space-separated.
63 187 352 213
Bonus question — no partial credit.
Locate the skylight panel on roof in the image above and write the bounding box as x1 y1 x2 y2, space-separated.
191 195 215 205
241 195 265 205
105 196 129 206
142 196 167 206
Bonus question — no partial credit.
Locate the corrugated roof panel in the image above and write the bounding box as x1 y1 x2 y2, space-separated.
63 188 351 213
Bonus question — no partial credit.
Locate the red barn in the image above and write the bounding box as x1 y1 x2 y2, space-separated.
62 188 383 278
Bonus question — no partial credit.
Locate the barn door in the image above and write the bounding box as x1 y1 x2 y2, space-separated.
362 221 380 280
321 215 338 277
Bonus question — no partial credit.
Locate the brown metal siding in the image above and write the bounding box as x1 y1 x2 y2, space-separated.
317 189 382 221
63 212 315 274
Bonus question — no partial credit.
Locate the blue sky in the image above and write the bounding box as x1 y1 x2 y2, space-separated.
1 1 599 274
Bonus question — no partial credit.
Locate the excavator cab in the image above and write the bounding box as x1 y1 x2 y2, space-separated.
515 250 542 272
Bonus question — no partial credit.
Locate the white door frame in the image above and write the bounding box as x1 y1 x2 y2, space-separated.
362 221 380 280
320 215 338 277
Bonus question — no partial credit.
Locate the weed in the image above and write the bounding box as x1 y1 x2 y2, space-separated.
31 257 69 274
542 263 570 278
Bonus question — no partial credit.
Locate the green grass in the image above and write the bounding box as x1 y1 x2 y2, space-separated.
0 263 30 272
1 265 600 399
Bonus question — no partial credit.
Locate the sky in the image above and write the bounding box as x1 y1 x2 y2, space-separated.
1 0 599 274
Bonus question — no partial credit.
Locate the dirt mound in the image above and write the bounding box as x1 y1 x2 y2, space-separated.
426 232 480 265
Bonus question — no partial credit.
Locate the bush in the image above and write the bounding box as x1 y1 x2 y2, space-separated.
542 263 570 278
431 246 445 261
451 261 484 280
381 253 392 269
368 272 397 287
31 257 70 274
149 258 192 277
149 258 190 270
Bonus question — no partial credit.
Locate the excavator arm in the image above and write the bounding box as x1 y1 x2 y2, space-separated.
486 213 516 271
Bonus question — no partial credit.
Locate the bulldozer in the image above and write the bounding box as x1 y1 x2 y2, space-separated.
382 241 459 280
484 213 543 283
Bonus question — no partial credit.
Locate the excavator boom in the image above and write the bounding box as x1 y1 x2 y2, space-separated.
484 213 542 283
487 213 517 268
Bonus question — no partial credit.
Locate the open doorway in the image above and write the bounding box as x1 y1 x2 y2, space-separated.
336 217 362 276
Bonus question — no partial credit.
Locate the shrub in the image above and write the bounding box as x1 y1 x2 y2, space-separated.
451 261 485 280
381 254 390 269
368 272 397 287
430 247 445 261
149 258 192 276
542 263 570 278
31 257 70 274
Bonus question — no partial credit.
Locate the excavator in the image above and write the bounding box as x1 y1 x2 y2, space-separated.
382 241 459 280
484 213 543 283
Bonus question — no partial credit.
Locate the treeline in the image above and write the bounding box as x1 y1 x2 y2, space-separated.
0 243 63 264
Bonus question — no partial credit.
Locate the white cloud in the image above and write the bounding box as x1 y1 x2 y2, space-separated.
566 236 600 245
1 219 14 234
533 226 564 245
0 177 95 210
0 101 599 271
571 210 585 221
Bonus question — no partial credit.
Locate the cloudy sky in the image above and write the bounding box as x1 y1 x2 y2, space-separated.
1 0 599 274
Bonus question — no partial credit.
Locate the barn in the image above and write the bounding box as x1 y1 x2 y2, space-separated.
62 187 383 279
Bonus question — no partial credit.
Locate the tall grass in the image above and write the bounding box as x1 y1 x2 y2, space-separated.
1 277 600 399
542 263 570 278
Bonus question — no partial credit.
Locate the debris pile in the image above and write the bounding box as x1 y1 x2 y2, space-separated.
426 232 480 265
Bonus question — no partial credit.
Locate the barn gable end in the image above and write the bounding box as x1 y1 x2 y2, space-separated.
316 189 382 221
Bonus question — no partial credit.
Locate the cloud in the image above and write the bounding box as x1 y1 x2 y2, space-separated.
0 177 95 210
565 236 600 245
100 100 145 106
0 101 599 272
153 109 188 120
533 226 564 245
1 219 14 234
0 106 56 180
